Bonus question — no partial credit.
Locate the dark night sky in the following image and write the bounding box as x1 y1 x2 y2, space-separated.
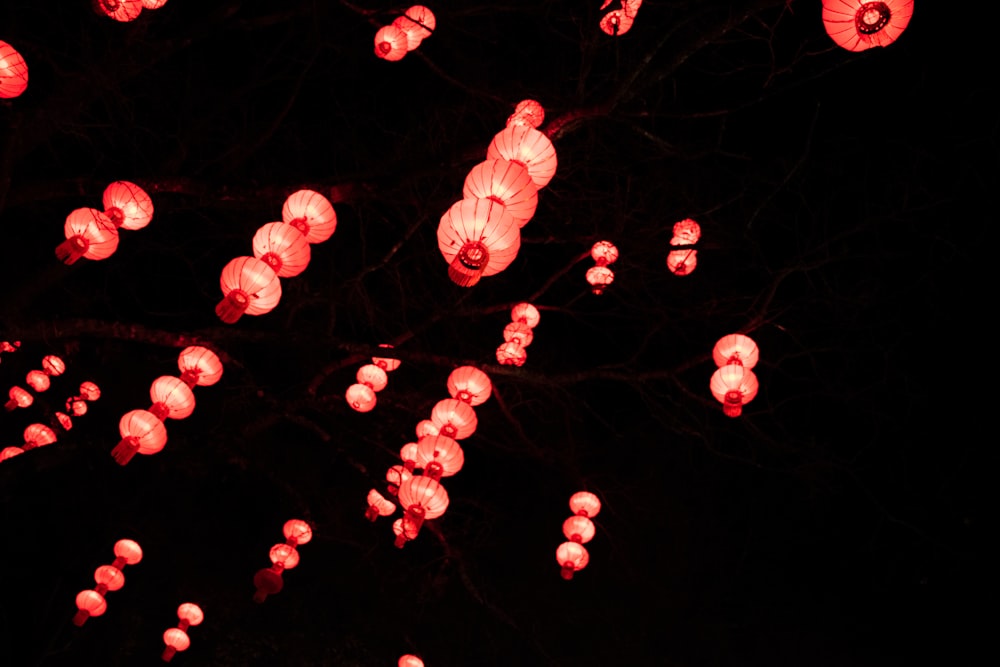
0 2 992 666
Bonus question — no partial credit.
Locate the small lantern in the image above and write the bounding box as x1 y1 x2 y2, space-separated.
23 424 57 450
396 476 450 545
73 590 108 626
507 99 545 129
149 376 196 420
463 160 539 228
282 189 337 243
216 256 282 324
496 341 527 367
585 266 615 295
80 381 102 401
666 247 697 276
5 386 33 411
386 464 412 495
400 442 419 471
177 346 224 388
415 420 439 439
556 541 590 579
486 126 558 188
503 322 534 347
511 302 541 328
346 383 377 412
562 516 596 544
399 655 425 667
712 334 759 369
672 218 701 245
365 488 397 521
283 519 313 546
709 365 759 417
822 0 914 52
42 355 66 376
430 399 478 440
103 181 154 230
569 491 602 518
0 41 29 99
372 344 401 371
393 6 435 50
26 370 50 392
55 208 119 265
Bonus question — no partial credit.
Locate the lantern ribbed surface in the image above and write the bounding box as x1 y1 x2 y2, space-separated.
486 126 558 188
822 0 913 52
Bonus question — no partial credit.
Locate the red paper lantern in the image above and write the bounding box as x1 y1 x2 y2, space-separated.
569 491 602 518
55 208 119 265
599 0 642 36
399 655 425 667
102 181 154 230
346 383 377 412
486 126 558 188
149 376 196 420
94 565 125 592
556 541 590 579
710 365 759 417
400 442 419 470
586 266 615 295
80 381 102 400
23 424 57 449
562 516 596 544
503 322 534 347
372 344 401 371
415 435 465 480
216 256 282 324
177 602 204 626
496 341 527 367
365 488 397 521
5 387 32 411
402 5 435 39
356 364 389 392
0 41 29 99
822 0 914 52
430 398 478 439
392 517 419 546
438 198 521 287
269 544 300 570
252 222 311 277
56 412 74 430
112 409 167 465
712 334 759 369
42 355 66 376
511 302 541 328
507 99 545 129
142 0 169 8
282 519 313 546
672 218 701 245
73 590 108 626
666 247 697 276
0 447 24 460
93 0 144 22
386 464 412 495
112 539 144 568
591 241 619 266
177 346 224 388
26 370 50 392
375 25 409 61
446 366 492 406
463 159 539 228
282 189 337 243
162 628 190 662
415 420 438 438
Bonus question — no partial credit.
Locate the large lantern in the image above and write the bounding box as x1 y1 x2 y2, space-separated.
712 334 759 369
178 346 224 388
216 256 282 324
562 516 596 544
374 25 409 61
822 0 914 52
149 376 196 420
102 181 154 230
415 435 465 481
462 160 539 228
112 409 168 465
55 208 120 265
430 398 478 439
282 189 337 243
437 198 521 287
345 383 377 413
0 41 29 99
252 222 311 277
446 366 492 406
486 126 558 188
396 475 450 545
709 365 759 417
23 424 57 449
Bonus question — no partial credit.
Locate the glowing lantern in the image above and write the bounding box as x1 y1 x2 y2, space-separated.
270 544 300 570
102 181 154 230
503 322 534 347
511 302 541 328
252 222 311 277
55 208 119 265
672 218 701 245
68 399 87 416
365 488 397 521
462 160 539 228
0 41 29 99
283 519 313 545
392 517 419 547
111 539 144 569
93 0 144 22
562 516 596 544
178 346 224 388
142 0 169 8
56 412 74 430
496 341 527 367
148 376 196 421
373 344 401 371
599 0 642 36
374 25 409 61
400 442 419 471
73 590 108 626
822 0 913 52
357 364 389 392
346 383 377 412
94 565 125 592
216 256 282 324
26 370 50 392
402 5 436 39
446 366 492 406
396 475 450 545
415 435 465 481
438 198 521 287
112 409 168 465
710 365 759 417
42 355 66 376
666 247 697 276
399 655 425 667
430 398 478 439
556 541 590 579
162 602 204 661
591 241 618 265
254 519 310 603
586 266 615 295
415 420 438 438
486 126 558 188
282 189 337 243
569 491 602 517
386 464 412 495
23 424 57 449
507 99 545 129
79 381 101 401
5 386 33 411
1 447 24 460
712 334 759 369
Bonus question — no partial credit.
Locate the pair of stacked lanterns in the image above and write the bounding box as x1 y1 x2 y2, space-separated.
667 218 701 277
709 334 760 418
54 181 155 265
253 519 313 603
216 189 336 323
586 241 619 295
374 5 436 62
0 40 28 99
110 346 223 465
438 99 555 287
556 491 603 579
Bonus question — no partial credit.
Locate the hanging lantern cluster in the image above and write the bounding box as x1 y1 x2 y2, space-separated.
709 333 760 418
253 519 313 603
666 217 700 277
556 491 601 580
110 346 223 465
599 0 643 36
0 40 28 99
822 0 914 52
496 302 540 367
375 5 436 61
216 189 336 323
586 240 619 295
346 345 400 413
53 380 103 433
161 602 204 662
54 181 155 265
4 353 65 410
91 0 169 23
72 539 143 626
439 99 557 287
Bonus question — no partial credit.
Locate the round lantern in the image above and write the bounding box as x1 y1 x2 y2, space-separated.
511 302 541 328
415 420 439 438
253 567 284 603
0 41 29 99
556 541 590 579
112 538 144 567
149 376 196 420
430 398 478 439
372 344 401 371
386 464 412 494
569 491 602 518
68 399 87 416
269 544 300 570
462 159 539 228
26 370 50 392
400 442 419 470
401 5 435 40
415 435 465 480
591 241 619 266
102 181 154 230
562 516 596 544
23 424 57 449
666 248 697 276
712 333 759 369
507 99 545 128
503 322 534 347
42 355 66 376
710 365 759 417
177 602 204 627
399 655 425 667
392 517 419 545
822 0 914 52
178 346 224 387
365 488 397 521
374 25 408 61
398 475 450 520
283 519 313 546
56 208 119 265
162 628 191 661
282 189 337 243
586 266 615 295
5 386 33 411
93 0 144 22
496 341 527 367
112 409 167 465
357 364 389 392
94 565 125 592
80 381 102 400
438 198 521 287
346 383 377 412
252 222 311 277
446 366 492 406
216 256 282 324
1 447 25 460
486 126 558 188
73 590 107 626
672 218 701 245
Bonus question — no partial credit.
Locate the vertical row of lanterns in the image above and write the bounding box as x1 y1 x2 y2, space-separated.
346 345 401 413
438 99 556 287
161 603 204 662
709 333 760 417
92 0 170 23
667 218 700 277
0 40 28 99
556 491 602 579
586 241 619 295
374 5 436 62
496 302 540 367
110 346 223 465
72 539 143 626
599 0 643 36
253 519 313 603
216 189 336 323
54 181 155 265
